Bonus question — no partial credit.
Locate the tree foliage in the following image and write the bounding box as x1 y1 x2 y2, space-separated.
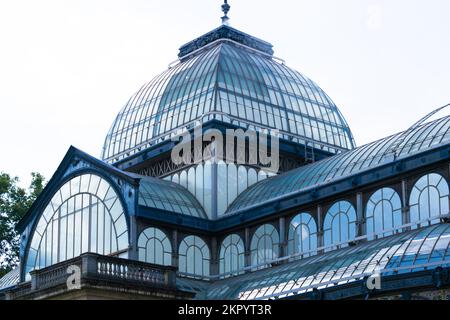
0 172 45 278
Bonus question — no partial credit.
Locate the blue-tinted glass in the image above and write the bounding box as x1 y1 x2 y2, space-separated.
199 224 450 300
24 174 129 277
138 176 207 218
226 117 449 214
103 42 356 162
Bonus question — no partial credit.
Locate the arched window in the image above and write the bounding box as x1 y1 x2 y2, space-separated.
366 188 402 240
409 173 449 228
250 224 279 269
178 236 210 278
287 213 317 258
219 234 245 276
138 227 172 266
323 201 356 249
25 174 129 278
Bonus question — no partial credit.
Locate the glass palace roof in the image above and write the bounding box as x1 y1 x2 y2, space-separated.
138 176 207 218
178 223 450 300
102 25 355 162
226 115 450 214
0 267 19 291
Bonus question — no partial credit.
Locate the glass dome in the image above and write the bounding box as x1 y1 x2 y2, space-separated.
102 26 355 162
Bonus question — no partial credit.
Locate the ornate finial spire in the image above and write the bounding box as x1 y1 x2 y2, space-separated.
221 0 231 25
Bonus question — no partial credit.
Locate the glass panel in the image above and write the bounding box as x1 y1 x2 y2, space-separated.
248 169 258 187
217 162 228 216
204 161 212 218
227 164 238 206
196 164 204 208
188 167 196 195
238 166 248 194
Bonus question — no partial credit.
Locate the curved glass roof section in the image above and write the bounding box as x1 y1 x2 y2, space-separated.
139 176 207 218
102 28 355 162
0 267 19 291
186 223 450 300
227 116 450 214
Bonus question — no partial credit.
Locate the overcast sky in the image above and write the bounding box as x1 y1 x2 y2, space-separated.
0 0 449 186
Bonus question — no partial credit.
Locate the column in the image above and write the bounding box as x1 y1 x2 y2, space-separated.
210 237 219 276
279 217 286 258
128 216 138 260
172 230 179 268
401 179 411 231
211 140 218 220
244 227 251 272
317 205 324 251
356 192 365 238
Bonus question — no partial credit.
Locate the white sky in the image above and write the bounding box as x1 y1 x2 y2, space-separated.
0 0 449 186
